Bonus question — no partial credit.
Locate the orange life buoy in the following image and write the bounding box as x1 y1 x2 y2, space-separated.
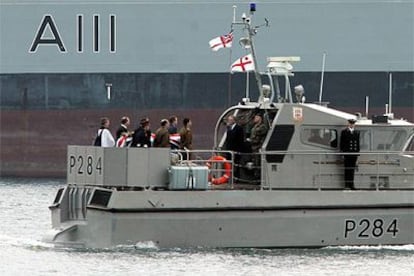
206 155 232 185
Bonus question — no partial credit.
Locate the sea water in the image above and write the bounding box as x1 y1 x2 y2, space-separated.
0 178 413 276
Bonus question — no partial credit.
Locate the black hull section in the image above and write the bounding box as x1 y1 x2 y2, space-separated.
1 72 413 110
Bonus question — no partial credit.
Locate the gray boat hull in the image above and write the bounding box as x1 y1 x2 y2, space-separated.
47 189 414 248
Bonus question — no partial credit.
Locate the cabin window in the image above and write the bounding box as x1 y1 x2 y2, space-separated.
302 128 338 148
403 134 414 155
359 129 407 151
266 125 295 163
359 130 371 151
373 129 407 151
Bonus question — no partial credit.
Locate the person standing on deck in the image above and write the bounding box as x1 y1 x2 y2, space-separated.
131 118 152 147
224 115 245 153
248 114 267 177
115 116 130 140
154 119 170 147
340 119 360 190
115 116 132 147
94 117 115 147
179 118 193 159
168 115 180 149
224 115 245 179
249 114 267 153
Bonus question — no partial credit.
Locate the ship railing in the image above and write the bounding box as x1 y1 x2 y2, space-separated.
169 149 413 190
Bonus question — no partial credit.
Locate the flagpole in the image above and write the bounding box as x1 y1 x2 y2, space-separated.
246 71 249 99
227 5 237 107
228 46 233 106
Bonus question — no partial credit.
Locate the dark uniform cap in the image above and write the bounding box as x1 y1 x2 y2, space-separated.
347 119 357 124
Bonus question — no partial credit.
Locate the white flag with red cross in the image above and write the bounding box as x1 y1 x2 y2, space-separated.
209 32 233 51
231 54 255 72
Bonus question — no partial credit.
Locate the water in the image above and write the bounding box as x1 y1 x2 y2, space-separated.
0 178 413 276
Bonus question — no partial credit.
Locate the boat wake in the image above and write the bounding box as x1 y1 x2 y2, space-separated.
0 233 55 251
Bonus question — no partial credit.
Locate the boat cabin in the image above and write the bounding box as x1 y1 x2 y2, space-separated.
213 100 414 190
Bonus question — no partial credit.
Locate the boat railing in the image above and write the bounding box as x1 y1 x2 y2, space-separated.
171 149 413 191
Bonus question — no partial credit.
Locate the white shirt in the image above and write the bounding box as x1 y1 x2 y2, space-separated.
99 128 115 147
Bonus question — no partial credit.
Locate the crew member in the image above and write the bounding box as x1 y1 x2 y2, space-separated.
179 118 193 159
340 118 360 190
154 119 170 147
249 114 267 153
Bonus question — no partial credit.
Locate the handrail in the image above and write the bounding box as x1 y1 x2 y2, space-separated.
170 149 413 191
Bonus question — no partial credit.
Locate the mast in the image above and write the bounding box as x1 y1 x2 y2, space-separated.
232 3 263 99
318 52 327 104
246 3 263 97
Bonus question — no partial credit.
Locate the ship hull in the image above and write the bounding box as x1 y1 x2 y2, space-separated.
47 189 414 248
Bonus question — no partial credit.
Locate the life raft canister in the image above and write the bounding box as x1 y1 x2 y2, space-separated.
206 155 232 185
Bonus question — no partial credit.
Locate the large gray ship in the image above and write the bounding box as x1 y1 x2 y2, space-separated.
0 0 413 177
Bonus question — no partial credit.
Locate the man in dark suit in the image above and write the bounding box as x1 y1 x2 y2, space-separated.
340 119 360 189
224 115 245 180
116 116 130 140
224 115 245 153
131 118 151 147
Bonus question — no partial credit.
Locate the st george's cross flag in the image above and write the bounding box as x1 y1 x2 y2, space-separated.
231 54 255 72
209 32 233 51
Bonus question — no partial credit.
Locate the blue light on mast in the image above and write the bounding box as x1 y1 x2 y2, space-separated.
250 3 256 13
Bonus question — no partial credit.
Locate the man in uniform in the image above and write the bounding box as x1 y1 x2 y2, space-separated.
249 114 267 153
154 119 170 147
340 118 360 189
248 113 268 179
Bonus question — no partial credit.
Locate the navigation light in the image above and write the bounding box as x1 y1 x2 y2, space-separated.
250 3 256 13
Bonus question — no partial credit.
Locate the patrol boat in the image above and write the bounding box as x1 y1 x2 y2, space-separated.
45 5 414 249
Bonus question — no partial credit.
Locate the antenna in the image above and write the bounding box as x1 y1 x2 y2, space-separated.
384 72 394 119
388 72 392 114
318 52 327 104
